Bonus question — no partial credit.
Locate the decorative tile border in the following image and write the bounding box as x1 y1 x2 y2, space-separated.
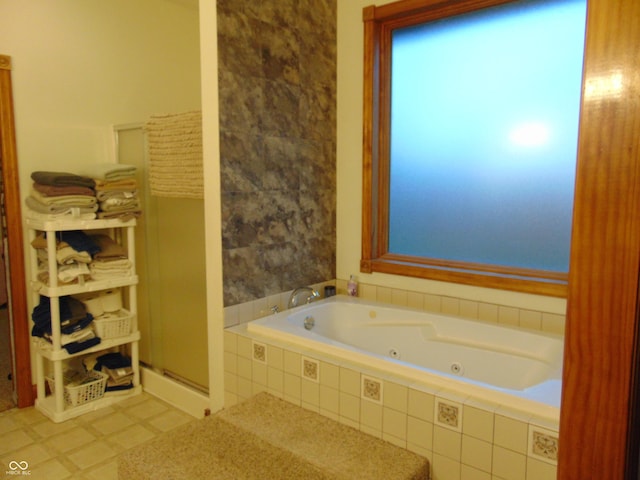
528 424 559 465
225 330 561 480
301 357 320 383
361 375 383 404
252 340 267 364
434 397 463 432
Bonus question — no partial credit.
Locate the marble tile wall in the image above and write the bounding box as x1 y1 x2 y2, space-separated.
217 0 337 306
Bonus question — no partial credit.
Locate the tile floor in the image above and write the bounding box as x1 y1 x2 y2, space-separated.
0 392 195 479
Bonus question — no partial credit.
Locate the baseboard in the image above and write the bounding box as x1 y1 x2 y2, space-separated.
141 367 210 419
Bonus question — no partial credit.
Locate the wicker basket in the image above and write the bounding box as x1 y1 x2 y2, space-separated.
93 310 132 339
46 370 109 406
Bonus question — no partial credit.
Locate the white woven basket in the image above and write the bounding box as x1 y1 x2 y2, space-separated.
93 310 132 339
46 370 108 406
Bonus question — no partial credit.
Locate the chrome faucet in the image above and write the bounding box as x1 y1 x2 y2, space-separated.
287 287 320 309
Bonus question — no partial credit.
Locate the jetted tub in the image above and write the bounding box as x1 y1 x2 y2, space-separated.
247 295 563 416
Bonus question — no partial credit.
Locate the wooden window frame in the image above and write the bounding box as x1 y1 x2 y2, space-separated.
361 0 571 298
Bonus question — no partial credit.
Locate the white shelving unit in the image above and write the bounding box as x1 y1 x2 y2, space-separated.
26 216 142 423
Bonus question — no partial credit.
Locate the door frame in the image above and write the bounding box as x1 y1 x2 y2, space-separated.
558 0 640 477
0 54 33 408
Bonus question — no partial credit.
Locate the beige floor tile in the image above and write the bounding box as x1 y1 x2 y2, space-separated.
106 424 155 449
124 398 169 419
0 415 21 434
28 458 73 480
31 418 78 438
45 426 97 454
147 409 194 432
83 458 119 480
76 405 117 424
10 407 47 426
67 440 117 470
1 442 52 468
0 429 33 455
0 392 194 478
90 412 133 435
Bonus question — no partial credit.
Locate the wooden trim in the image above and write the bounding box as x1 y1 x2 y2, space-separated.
361 6 377 273
0 54 33 408
371 0 516 25
380 252 568 280
559 0 640 477
0 55 11 71
370 257 567 297
360 0 573 297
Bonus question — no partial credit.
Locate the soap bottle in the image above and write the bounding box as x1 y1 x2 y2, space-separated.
347 275 358 297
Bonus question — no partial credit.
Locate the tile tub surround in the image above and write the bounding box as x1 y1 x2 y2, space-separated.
223 280 566 336
224 327 559 480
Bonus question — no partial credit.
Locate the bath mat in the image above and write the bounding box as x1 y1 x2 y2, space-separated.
118 392 430 479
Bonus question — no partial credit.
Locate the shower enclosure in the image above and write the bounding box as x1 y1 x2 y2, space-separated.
115 125 208 391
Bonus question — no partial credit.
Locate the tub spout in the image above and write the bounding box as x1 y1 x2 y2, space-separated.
287 287 320 309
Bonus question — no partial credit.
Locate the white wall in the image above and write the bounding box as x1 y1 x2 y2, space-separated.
0 0 201 203
336 0 566 315
0 0 216 402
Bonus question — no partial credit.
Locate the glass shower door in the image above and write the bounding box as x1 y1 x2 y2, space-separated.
116 126 208 390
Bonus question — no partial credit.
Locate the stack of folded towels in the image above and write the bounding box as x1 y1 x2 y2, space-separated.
31 230 133 286
31 230 100 285
83 352 134 391
31 295 99 354
25 165 141 221
79 164 141 220
88 234 134 280
26 171 98 220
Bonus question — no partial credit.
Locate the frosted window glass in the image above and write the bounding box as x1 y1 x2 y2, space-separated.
388 0 586 272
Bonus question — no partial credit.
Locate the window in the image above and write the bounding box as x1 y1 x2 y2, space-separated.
361 0 587 297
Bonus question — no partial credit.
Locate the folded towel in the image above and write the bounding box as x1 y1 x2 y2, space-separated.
80 163 137 182
99 198 141 212
145 110 203 199
31 171 95 188
24 209 97 222
90 235 127 260
96 190 137 202
25 196 98 215
94 179 138 191
96 210 142 221
44 325 97 346
62 336 101 354
33 183 95 197
55 230 101 256
31 234 93 265
57 263 91 283
56 246 92 265
30 189 97 207
31 296 94 337
89 259 133 279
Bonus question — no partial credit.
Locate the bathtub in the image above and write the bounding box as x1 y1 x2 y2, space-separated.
247 295 563 418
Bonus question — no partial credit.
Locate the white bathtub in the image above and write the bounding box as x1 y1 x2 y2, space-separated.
247 295 563 418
